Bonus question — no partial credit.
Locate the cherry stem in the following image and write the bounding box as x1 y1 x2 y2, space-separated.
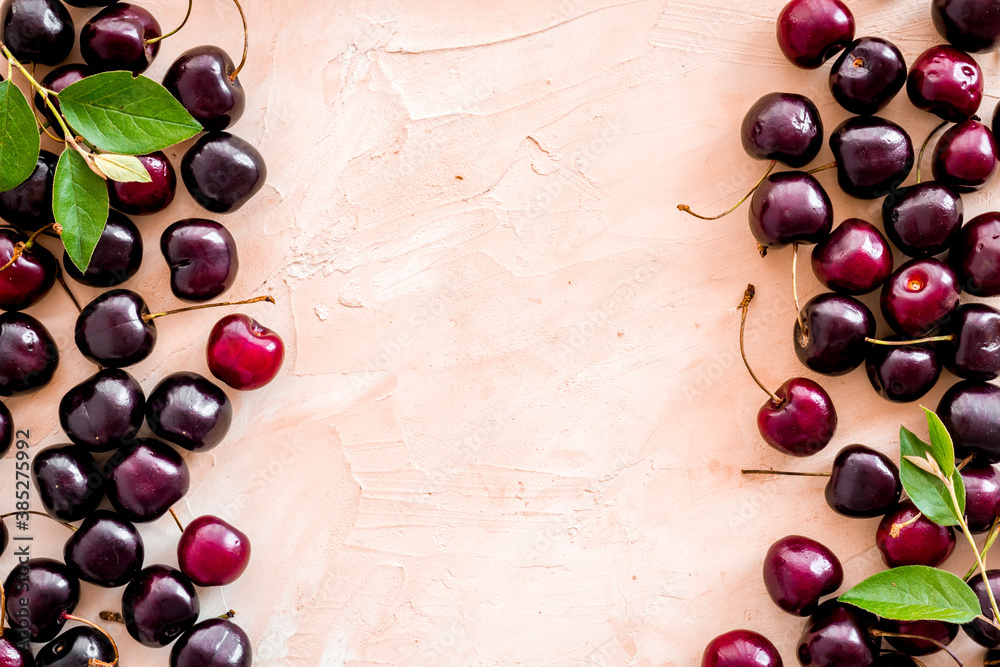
737 284 781 404
217 610 237 620
98 611 125 625
870 630 961 666
143 295 275 322
889 511 922 538
966 514 1000 581
957 454 974 472
0 510 76 532
865 334 955 346
947 479 1000 630
916 120 949 184
168 507 185 533
0 243 23 274
741 469 830 477
806 161 836 175
229 0 249 81
676 160 776 220
61 614 119 667
792 243 807 344
55 266 83 314
146 0 193 45
24 222 57 251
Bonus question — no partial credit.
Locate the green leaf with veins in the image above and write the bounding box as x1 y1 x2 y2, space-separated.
839 565 981 623
93 153 151 183
0 80 40 191
54 150 109 273
900 426 965 527
924 406 956 476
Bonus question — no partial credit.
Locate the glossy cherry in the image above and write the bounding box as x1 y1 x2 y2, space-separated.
0 228 56 312
962 464 1000 533
0 628 32 666
0 402 10 458
35 624 115 667
1 0 74 66
794 293 875 375
880 258 960 336
932 119 999 190
182 133 267 213
939 380 1000 463
829 37 906 115
882 182 962 258
749 172 832 251
951 211 1000 296
932 0 1000 53
80 3 161 74
161 219 239 302
75 290 154 368
178 515 250 587
63 210 142 288
942 303 1000 380
964 569 1000 646
122 565 199 647
164 46 246 131
105 439 190 523
35 64 93 139
64 510 144 588
876 500 956 567
907 45 983 121
701 630 782 667
207 314 284 390
776 0 854 69
865 339 941 403
31 445 104 522
796 600 880 666
147 372 232 452
0 312 58 396
762 535 841 616
170 618 252 667
4 559 79 643
825 445 901 517
107 151 176 216
810 219 892 295
59 369 144 453
0 150 57 233
879 618 958 656
741 93 822 167
829 116 913 199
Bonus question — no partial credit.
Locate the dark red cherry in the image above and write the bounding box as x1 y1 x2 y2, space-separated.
950 211 1000 296
31 445 104 522
63 210 142 288
0 520 7 558
829 37 906 115
170 619 251 667
4 559 79 643
811 219 892 295
0 150 57 233
207 314 284 390
763 535 842 616
75 289 154 368
1 0 74 66
107 151 176 216
865 339 941 403
796 600 880 666
882 182 963 258
933 0 1000 53
938 380 1000 463
0 229 56 312
163 46 246 132
182 133 267 213
105 438 190 523
964 569 1000 647
962 464 1000 533
0 629 33 666
942 303 1000 380
122 565 199 648
64 509 144 588
741 93 822 167
877 500 956 567
35 64 93 139
776 0 854 69
80 2 161 74
178 515 250 587
794 293 875 376
757 377 837 457
35 625 115 667
825 445 901 517
59 368 144 453
829 116 914 199
880 258 960 336
879 618 958 656
907 45 983 121
146 372 232 452
161 219 238 302
0 401 10 458
748 172 832 250
701 630 782 667
932 119 999 191
0 312 58 396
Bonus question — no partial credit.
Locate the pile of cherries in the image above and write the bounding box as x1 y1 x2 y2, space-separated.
0 0 282 665
694 0 1000 664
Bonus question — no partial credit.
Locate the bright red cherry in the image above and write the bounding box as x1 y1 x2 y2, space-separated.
810 219 893 295
880 258 960 336
776 0 854 69
177 515 250 587
932 119 999 191
702 630 782 667
907 45 983 121
757 378 837 457
0 228 56 312
876 500 956 567
107 152 176 216
207 314 284 390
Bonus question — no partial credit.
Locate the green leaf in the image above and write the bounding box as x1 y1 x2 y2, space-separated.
54 150 109 273
93 153 151 183
900 426 966 526
57 72 201 155
839 565 981 623
924 406 955 476
0 80 41 192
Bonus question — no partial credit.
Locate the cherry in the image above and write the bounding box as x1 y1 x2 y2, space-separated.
35 624 115 667
59 369 144 453
880 258 960 336
932 119 999 190
75 289 154 368
105 438 190 523
80 3 161 74
0 402 10 458
938 380 1000 463
62 0 117 6
762 535 841 616
932 0 1000 53
107 151 176 216
0 312 58 396
907 45 983 121
810 219 892 295
826 445 901 517
161 219 239 302
4 559 79 643
164 46 247 132
0 150 57 233
182 132 267 213
177 515 250 587
882 182 963 258
207 314 284 390
877 500 956 567
878 618 958 656
35 64 93 139
0 629 31 666
829 116 913 199
776 0 854 69
829 37 906 115
865 338 941 403
1 0 74 66
0 228 56 312
962 464 1000 533
701 630 782 667
62 210 142 288
741 93 822 167
942 303 1000 380
64 510 143 588
31 445 104 522
0 519 6 558
796 600 880 665
794 293 875 376
964 569 1000 647
122 565 199 647
950 211 1000 296
749 172 832 250
146 372 232 452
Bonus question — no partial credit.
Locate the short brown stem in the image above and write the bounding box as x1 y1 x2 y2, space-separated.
889 511 922 538
168 507 185 533
737 284 781 404
0 242 24 273
677 160 776 220
792 243 808 346
229 0 249 81
805 161 836 175
143 295 275 322
865 335 955 346
741 469 831 477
